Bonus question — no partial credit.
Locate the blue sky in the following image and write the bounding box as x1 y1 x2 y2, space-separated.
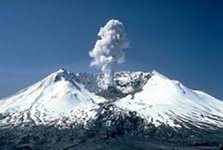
0 0 222 99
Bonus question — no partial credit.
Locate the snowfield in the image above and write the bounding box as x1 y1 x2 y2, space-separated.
1 68 223 149
0 68 223 129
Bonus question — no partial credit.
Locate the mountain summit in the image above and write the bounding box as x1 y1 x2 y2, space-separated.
0 68 223 149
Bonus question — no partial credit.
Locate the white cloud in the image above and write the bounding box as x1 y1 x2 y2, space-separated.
89 19 129 88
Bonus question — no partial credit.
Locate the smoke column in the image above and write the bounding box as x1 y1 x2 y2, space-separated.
89 19 129 88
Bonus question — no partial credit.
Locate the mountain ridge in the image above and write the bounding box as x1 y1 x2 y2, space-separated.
1 68 223 149
0 68 223 129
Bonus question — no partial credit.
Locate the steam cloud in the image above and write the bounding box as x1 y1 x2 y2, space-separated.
89 19 129 88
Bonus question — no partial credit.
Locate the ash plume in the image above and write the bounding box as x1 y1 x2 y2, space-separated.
89 19 129 88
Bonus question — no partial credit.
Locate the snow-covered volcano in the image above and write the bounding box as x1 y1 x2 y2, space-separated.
0 68 223 130
1 68 223 149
